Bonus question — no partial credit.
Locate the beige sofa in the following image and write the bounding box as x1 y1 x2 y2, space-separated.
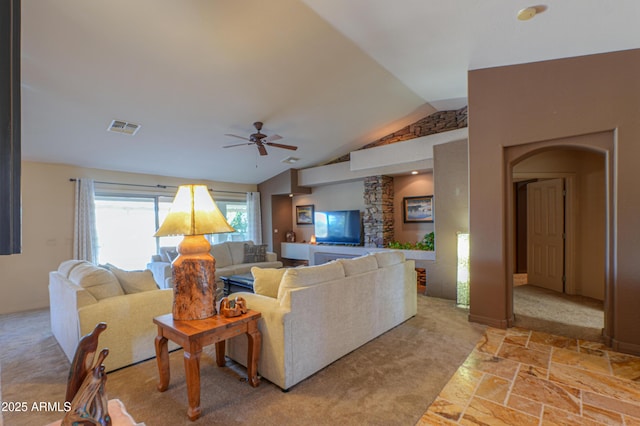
226 251 417 390
147 241 282 289
49 260 176 372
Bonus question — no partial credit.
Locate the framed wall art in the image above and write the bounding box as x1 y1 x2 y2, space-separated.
403 196 433 223
296 205 314 225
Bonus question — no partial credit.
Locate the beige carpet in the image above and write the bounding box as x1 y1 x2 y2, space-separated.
1 295 487 425
513 284 605 343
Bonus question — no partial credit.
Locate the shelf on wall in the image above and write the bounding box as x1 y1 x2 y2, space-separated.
281 242 435 264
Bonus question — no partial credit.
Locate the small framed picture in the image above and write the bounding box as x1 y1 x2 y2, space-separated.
296 205 314 225
403 196 433 223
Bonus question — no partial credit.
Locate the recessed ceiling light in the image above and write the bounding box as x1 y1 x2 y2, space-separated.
411 170 419 175
282 156 299 164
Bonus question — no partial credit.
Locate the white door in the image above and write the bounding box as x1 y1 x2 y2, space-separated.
527 178 565 292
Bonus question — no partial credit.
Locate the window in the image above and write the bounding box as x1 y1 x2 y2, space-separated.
210 201 248 244
95 193 247 270
95 196 158 270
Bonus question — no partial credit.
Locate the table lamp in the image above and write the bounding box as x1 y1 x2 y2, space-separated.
154 184 235 320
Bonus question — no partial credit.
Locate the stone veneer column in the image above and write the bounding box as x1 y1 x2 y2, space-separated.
363 176 394 248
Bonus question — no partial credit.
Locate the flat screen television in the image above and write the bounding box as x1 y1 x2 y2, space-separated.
313 210 362 245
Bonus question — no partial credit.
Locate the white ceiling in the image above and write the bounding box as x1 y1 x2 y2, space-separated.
20 0 640 184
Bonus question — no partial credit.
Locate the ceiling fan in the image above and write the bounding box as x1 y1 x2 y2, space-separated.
223 122 298 156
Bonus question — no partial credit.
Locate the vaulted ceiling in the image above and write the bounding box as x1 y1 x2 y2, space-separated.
20 0 640 184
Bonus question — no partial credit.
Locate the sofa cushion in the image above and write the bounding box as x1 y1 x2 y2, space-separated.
338 254 379 277
277 261 345 300
69 263 124 300
251 267 286 299
58 260 90 278
374 251 405 267
105 264 159 294
228 241 253 265
243 243 267 263
211 243 233 268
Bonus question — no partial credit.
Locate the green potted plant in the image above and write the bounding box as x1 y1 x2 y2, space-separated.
387 232 434 251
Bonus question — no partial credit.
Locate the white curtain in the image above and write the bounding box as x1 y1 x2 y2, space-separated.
246 192 262 244
73 178 98 263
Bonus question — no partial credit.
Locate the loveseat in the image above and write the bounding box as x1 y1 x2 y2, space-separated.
49 260 176 372
226 251 417 390
146 241 282 290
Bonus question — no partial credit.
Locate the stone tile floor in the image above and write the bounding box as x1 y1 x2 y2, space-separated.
418 327 640 425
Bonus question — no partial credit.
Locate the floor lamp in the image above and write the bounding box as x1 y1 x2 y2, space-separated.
154 184 235 320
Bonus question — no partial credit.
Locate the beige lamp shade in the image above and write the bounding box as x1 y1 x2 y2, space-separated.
154 184 235 237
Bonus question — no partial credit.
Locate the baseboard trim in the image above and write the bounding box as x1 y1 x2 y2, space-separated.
610 338 640 357
468 313 509 329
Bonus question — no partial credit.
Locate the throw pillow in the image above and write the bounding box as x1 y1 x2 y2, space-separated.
230 241 253 264
374 251 405 267
159 246 178 263
243 243 267 263
58 259 90 278
69 263 124 300
251 267 286 299
105 263 159 294
277 261 345 300
166 250 179 262
211 243 233 268
338 254 379 276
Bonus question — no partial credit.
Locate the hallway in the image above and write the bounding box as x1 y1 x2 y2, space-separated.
514 282 604 343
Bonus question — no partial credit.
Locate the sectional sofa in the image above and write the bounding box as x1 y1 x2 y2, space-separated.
146 240 282 290
49 260 176 372
225 251 417 390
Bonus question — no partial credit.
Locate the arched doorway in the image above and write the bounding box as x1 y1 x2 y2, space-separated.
504 131 614 342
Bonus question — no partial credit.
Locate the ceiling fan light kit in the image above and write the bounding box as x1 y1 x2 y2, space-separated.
517 7 536 20
517 5 547 21
223 121 298 156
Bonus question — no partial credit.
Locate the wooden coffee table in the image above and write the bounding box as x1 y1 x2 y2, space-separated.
153 310 262 421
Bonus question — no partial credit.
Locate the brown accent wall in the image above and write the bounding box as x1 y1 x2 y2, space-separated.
270 195 292 260
393 173 435 244
468 49 640 355
258 169 310 253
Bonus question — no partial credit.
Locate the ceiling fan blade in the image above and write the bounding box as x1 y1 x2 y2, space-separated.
257 144 268 156
263 134 283 143
224 133 251 142
223 142 253 148
266 142 298 151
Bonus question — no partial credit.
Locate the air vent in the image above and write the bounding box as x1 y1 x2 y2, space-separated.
107 119 141 136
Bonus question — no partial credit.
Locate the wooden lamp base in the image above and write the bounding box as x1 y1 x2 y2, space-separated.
172 234 217 320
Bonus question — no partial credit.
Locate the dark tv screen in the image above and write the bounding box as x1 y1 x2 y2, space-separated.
314 210 362 245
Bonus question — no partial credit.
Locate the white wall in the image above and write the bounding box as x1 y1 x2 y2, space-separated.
0 161 255 315
290 180 365 243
